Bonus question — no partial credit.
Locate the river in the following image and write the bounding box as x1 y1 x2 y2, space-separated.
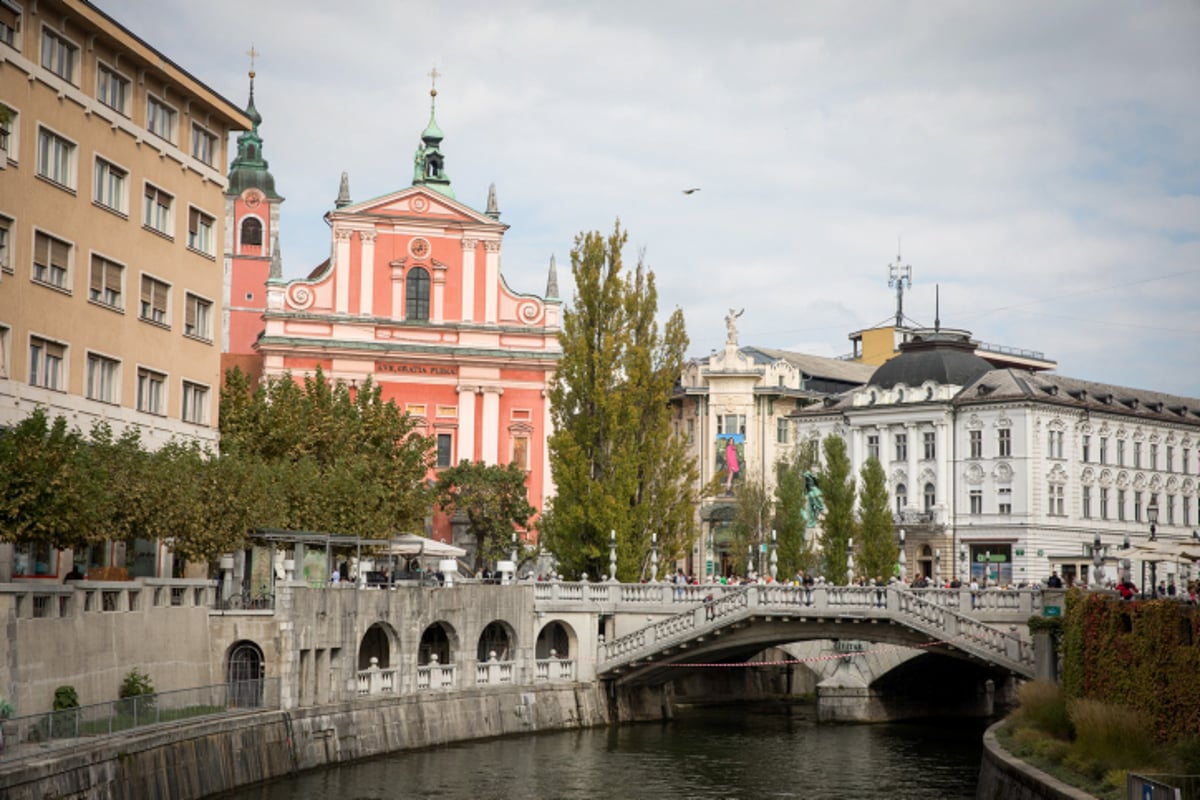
225 703 987 800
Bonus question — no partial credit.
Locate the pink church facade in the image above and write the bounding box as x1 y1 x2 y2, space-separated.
226 86 561 543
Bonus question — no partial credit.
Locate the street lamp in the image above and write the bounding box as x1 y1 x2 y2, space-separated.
934 549 941 585
1147 498 1159 598
650 533 659 583
1091 531 1105 588
609 530 618 583
959 543 968 582
898 529 907 582
769 529 778 582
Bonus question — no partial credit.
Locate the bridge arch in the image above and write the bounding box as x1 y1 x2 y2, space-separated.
225 639 265 708
419 621 457 665
477 620 516 662
358 621 398 669
536 620 576 659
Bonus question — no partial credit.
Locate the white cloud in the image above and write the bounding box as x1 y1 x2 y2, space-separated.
101 0 1200 397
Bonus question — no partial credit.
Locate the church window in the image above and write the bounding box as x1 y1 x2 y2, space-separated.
406 266 430 320
436 433 453 468
241 217 262 247
895 483 907 515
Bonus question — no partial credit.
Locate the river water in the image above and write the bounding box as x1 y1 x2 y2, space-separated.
226 703 986 800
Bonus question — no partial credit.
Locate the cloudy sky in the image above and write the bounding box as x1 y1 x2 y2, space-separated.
104 1 1200 397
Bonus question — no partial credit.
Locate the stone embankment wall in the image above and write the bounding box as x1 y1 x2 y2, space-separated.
976 722 1098 800
0 684 608 800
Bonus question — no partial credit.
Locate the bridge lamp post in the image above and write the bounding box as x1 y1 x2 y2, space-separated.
747 544 753 580
934 549 941 585
1091 531 1106 588
650 533 659 583
959 543 968 582
898 529 907 582
1147 498 1159 598
769 529 778 582
609 530 618 583
847 537 855 584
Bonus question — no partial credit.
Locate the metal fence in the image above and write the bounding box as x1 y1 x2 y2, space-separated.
1129 773 1200 800
0 679 280 761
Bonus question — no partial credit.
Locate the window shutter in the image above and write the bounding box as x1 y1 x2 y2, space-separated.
90 256 104 292
140 275 152 305
105 260 120 289
153 280 167 312
34 232 49 265
46 340 65 360
188 208 198 235
50 237 69 268
0 4 18 30
185 295 196 328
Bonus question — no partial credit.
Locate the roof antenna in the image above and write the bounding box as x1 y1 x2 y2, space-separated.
934 284 941 332
887 238 912 328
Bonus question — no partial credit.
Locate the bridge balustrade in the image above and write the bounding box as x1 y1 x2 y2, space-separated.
416 661 456 690
535 658 577 682
475 661 515 686
356 658 397 696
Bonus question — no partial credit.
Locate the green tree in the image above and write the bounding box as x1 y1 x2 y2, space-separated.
818 434 856 584
435 460 536 572
543 222 697 579
729 473 772 578
857 457 896 583
774 438 819 578
0 409 105 548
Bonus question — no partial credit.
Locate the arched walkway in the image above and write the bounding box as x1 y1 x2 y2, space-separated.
419 621 456 665
226 639 264 708
477 620 516 662
535 620 575 659
359 622 395 669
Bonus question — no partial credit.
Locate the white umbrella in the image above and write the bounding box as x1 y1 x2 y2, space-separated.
385 533 467 558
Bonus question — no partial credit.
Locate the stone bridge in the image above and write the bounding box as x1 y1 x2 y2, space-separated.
580 584 1039 686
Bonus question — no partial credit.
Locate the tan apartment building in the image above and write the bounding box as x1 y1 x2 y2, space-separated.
0 0 250 452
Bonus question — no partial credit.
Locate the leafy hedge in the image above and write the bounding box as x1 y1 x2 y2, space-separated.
1061 590 1200 740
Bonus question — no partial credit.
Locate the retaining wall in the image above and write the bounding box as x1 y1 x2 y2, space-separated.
976 722 1099 800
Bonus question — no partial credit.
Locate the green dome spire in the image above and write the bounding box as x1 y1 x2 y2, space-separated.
227 71 281 200
412 72 454 200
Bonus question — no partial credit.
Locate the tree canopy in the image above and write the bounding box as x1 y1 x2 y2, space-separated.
817 434 856 584
856 456 897 583
435 460 536 572
774 438 819 578
542 221 697 580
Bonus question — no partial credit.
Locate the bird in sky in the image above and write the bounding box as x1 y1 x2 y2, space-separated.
682 188 701 195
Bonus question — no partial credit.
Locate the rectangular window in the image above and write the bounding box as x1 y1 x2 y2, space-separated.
0 1 20 49
1166 446 1174 473
93 157 128 214
512 436 529 471
436 433 453 468
139 275 169 325
28 335 64 390
923 483 935 512
717 414 746 436
969 489 982 515
867 434 879 462
776 417 788 444
184 293 211 340
968 429 982 459
181 381 207 424
894 432 907 461
40 27 77 83
143 185 173 235
137 367 165 414
1150 444 1159 470
33 230 70 289
1052 430 1064 459
0 323 8 378
1100 487 1109 520
686 418 694 444
1184 449 1191 475
436 405 457 418
1184 497 1192 528
190 123 216 166
1117 489 1126 522
187 207 214 255
1099 437 1108 465
1167 494 1176 525
89 254 123 308
406 403 426 417
1082 435 1090 463
1134 491 1143 523
0 103 16 161
0 213 12 273
923 431 936 460
998 487 1012 516
998 429 1012 458
1048 484 1064 517
96 63 130 115
36 126 75 188
146 95 176 142
1134 442 1142 468
86 352 118 403
1117 439 1125 466
1082 486 1092 519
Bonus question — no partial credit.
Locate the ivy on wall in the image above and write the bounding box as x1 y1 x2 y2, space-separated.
1061 590 1200 741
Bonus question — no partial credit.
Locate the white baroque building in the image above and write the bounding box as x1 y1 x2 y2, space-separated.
791 327 1200 588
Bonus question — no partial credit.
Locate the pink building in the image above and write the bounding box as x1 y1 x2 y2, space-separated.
226 84 561 543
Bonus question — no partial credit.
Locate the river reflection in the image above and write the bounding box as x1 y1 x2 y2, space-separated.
227 704 986 800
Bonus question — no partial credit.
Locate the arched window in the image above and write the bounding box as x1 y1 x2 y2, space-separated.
406 266 430 320
924 482 936 512
895 483 907 515
226 640 264 708
241 217 262 246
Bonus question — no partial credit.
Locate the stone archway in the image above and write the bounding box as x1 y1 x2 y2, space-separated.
477 620 516 662
226 639 264 708
418 621 456 666
535 620 575 659
359 622 396 669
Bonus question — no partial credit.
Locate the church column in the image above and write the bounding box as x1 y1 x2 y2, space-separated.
390 262 406 320
481 386 502 464
460 238 477 322
358 231 377 314
334 229 354 314
431 263 448 323
456 385 476 463
483 240 500 324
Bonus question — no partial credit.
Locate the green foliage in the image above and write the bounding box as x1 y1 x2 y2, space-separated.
1069 698 1155 770
774 440 818 577
543 222 696 579
1012 679 1073 740
727 473 771 577
435 460 536 571
53 686 78 710
856 457 895 583
816 435 856 584
0 697 14 719
118 668 154 699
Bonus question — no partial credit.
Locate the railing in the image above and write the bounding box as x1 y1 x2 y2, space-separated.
356 659 398 695
474 660 515 686
535 658 577 682
212 588 276 612
415 662 456 690
0 679 280 763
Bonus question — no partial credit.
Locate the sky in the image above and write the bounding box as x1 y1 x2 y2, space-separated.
103 1 1200 397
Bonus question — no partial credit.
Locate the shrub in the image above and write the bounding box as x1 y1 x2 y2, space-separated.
116 668 156 721
1102 769 1127 794
1014 679 1072 740
49 685 80 738
1010 726 1046 756
0 697 14 719
1069 698 1156 770
53 685 79 710
119 668 154 700
1032 737 1071 764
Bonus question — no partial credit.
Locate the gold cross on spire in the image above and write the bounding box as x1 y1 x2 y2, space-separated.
428 66 441 97
247 44 259 78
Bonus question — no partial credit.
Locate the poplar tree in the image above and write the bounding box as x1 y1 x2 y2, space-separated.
857 457 897 583
774 438 819 578
729 473 772 578
818 434 856 584
543 222 696 580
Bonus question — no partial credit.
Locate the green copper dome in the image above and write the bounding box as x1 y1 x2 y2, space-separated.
227 75 282 200
412 88 454 199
